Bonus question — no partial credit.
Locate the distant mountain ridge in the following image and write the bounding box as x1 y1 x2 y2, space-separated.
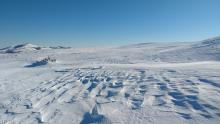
1 36 220 62
0 43 42 53
0 43 72 53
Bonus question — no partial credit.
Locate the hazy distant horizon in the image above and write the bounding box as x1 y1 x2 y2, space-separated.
1 35 220 49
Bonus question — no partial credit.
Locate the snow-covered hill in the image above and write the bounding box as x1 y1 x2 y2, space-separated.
0 37 220 124
0 43 43 53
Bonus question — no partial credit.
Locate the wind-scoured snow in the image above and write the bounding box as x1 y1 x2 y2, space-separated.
0 37 220 124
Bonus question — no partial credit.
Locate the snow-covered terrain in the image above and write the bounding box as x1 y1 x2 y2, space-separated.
0 37 220 124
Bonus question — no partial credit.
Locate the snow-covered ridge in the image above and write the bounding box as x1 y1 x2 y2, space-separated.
198 36 220 46
0 43 73 54
0 43 42 53
1 36 219 63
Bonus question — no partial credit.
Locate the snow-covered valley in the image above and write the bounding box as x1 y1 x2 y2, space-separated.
0 37 220 124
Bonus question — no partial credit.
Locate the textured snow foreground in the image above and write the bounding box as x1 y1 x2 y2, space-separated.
0 37 220 124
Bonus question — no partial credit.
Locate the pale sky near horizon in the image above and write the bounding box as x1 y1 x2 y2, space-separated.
0 0 220 47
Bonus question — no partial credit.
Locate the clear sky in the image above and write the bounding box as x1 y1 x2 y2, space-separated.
0 0 220 47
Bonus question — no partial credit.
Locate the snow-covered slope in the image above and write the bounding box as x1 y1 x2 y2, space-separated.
156 36 220 62
0 37 220 124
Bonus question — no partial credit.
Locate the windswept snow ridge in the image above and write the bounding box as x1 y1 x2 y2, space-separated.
0 37 220 124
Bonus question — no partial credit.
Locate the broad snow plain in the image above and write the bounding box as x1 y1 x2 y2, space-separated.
0 37 220 124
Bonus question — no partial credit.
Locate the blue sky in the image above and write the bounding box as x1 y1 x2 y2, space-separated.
0 0 220 47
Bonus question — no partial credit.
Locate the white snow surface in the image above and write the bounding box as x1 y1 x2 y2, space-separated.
0 37 220 124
